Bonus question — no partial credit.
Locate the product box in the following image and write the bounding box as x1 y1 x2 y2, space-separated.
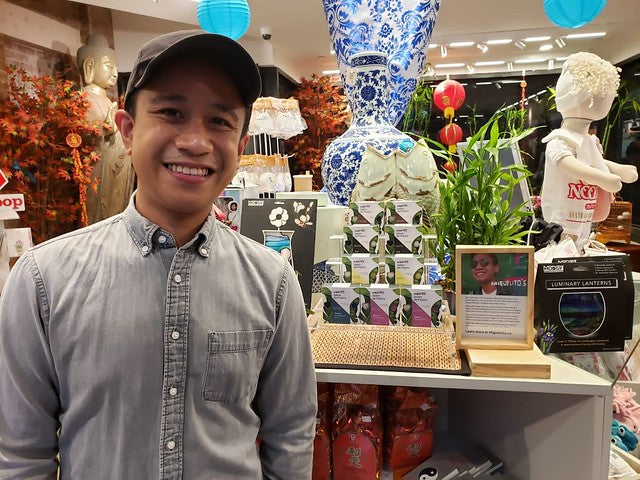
394 255 425 286
347 201 385 226
410 285 443 327
322 284 371 324
383 224 423 255
534 256 633 353
342 255 381 284
344 224 381 254
369 285 412 326
384 199 423 225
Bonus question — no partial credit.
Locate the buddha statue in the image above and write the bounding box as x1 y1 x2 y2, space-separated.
77 34 134 223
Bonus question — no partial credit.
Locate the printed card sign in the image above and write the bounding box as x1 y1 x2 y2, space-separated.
0 194 25 211
534 256 632 353
240 198 317 308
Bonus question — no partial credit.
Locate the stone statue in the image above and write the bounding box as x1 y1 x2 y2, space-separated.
77 34 134 223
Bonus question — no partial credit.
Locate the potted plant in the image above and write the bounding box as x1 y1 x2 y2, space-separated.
429 109 536 296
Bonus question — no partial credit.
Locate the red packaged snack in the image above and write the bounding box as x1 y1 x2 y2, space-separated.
332 384 383 480
313 383 332 480
383 386 437 476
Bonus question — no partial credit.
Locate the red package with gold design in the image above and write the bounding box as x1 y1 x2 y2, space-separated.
332 383 383 480
383 386 437 477
313 383 331 480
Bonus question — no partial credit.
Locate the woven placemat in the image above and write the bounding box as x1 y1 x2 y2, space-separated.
310 324 469 375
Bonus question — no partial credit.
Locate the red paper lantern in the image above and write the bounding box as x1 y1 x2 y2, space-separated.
433 80 466 119
439 123 463 153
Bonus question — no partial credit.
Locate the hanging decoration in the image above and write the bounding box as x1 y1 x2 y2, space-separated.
520 72 527 110
66 132 88 227
197 0 250 40
433 80 466 120
543 0 606 29
433 79 466 171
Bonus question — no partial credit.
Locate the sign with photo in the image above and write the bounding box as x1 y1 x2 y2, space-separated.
240 198 317 308
455 245 534 350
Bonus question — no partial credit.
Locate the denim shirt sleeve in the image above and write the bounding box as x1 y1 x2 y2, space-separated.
254 262 317 479
0 251 60 479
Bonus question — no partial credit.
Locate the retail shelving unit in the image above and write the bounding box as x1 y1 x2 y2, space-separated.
316 355 612 479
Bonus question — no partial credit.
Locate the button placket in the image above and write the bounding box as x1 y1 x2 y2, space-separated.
160 249 192 479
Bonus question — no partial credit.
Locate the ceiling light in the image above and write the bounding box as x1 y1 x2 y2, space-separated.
539 44 553 51
515 58 546 64
466 64 475 73
500 79 524 84
495 82 502 89
566 32 606 39
435 62 465 68
556 56 568 62
476 43 488 53
486 39 512 45
547 59 555 70
475 81 492 85
428 43 439 49
514 40 526 49
524 36 551 42
322 69 340 75
474 60 505 66
537 90 547 96
507 61 514 72
555 37 566 48
449 41 475 47
440 45 448 57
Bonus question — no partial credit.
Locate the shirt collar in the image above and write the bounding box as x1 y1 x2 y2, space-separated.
123 193 215 258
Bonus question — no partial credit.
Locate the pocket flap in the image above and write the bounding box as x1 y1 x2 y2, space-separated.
208 329 273 353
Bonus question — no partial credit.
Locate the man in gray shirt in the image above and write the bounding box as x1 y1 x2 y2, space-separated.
0 30 317 479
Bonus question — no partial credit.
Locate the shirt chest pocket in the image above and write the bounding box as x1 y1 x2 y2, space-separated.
202 329 273 404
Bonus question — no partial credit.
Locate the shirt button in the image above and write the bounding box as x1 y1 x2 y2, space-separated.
173 274 182 284
166 440 176 450
141 245 149 253
170 330 180 340
199 247 208 256
169 387 178 396
158 235 167 244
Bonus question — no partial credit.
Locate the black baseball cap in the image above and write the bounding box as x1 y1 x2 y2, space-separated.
123 29 261 110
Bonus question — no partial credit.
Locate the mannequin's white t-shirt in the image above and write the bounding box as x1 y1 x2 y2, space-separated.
541 128 609 244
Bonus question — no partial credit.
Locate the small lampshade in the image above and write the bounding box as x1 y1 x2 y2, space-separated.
543 0 606 29
197 0 251 40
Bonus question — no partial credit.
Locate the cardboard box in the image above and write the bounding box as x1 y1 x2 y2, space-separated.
342 254 381 284
394 254 425 286
534 256 633 353
384 199 423 225
347 201 385 226
411 285 443 327
383 224 423 255
369 285 412 326
343 224 381 254
321 284 371 324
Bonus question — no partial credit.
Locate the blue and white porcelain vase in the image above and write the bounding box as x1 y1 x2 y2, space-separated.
322 52 440 211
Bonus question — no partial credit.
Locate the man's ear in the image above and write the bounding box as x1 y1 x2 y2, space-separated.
115 109 134 155
82 59 94 85
236 134 250 159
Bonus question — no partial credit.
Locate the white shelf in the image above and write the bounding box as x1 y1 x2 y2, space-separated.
316 358 612 480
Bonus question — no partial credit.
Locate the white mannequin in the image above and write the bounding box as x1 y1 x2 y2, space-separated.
541 52 638 248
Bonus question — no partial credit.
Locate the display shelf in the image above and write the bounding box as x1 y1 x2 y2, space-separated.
316 358 612 480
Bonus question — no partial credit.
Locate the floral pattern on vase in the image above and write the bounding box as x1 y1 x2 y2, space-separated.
322 0 440 126
321 51 439 214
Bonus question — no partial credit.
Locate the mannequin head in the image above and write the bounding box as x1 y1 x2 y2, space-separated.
77 34 118 90
555 52 620 121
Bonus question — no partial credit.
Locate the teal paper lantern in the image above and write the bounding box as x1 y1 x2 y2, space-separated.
544 0 606 29
197 0 251 40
